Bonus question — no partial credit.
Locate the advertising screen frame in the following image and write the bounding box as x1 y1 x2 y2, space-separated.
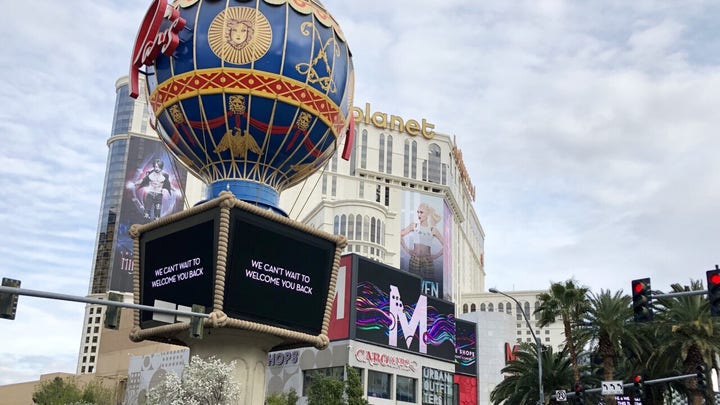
131 193 346 348
351 255 456 362
138 206 218 329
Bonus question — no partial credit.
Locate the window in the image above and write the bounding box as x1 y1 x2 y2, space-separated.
396 375 416 402
470 303 476 312
386 135 393 174
379 133 385 173
517 331 522 335
411 141 417 179
462 304 468 313
404 140 410 177
480 303 486 311
360 130 368 169
348 214 354 240
302 367 344 396
367 370 391 399
506 302 512 315
488 303 494 312
545 330 550 335
498 303 504 313
428 143 442 183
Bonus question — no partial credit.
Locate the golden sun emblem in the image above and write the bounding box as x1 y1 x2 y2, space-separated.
208 7 272 65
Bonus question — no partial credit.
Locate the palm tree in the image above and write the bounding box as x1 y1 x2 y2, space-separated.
650 280 720 405
490 343 574 405
581 289 639 405
535 279 591 384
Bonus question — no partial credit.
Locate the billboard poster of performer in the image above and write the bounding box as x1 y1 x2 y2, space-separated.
109 136 188 292
399 192 452 300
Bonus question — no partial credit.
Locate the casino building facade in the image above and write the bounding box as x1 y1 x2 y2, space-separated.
278 102 486 305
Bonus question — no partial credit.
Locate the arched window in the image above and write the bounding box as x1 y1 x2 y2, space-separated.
370 218 376 243
340 214 346 236
480 303 486 311
355 215 362 240
411 140 417 179
488 303 494 312
462 304 468 313
470 303 476 312
534 301 541 320
378 133 385 173
386 135 393 174
333 215 339 235
347 214 354 240
363 216 370 241
498 303 504 313
428 143 441 183
524 302 531 320
375 219 382 245
360 130 368 169
506 302 512 315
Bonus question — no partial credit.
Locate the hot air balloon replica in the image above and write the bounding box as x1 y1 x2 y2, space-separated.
130 0 354 215
127 1 352 401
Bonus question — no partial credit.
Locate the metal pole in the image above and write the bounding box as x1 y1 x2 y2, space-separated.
0 285 209 318
490 288 544 405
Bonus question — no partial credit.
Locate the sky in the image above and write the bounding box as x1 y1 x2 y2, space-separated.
1 0 720 386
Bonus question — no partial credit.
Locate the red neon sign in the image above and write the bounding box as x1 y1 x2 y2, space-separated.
129 0 186 98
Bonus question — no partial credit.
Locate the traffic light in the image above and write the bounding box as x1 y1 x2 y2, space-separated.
632 374 644 398
697 364 707 391
103 292 123 330
631 278 654 322
0 278 21 320
574 383 585 404
707 267 720 317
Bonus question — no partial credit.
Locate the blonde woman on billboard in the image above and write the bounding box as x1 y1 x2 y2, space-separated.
400 202 444 279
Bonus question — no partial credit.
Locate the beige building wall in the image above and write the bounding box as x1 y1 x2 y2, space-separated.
459 290 565 350
279 102 486 304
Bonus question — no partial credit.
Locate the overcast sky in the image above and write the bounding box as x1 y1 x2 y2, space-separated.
1 0 719 385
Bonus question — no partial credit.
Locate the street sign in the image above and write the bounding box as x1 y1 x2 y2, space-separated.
555 389 567 402
602 380 624 395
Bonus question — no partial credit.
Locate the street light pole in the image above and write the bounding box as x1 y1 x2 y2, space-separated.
489 288 544 405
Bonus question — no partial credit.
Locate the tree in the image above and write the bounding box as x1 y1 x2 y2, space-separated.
490 343 574 405
265 388 299 405
650 281 720 405
581 289 638 405
147 355 240 405
535 279 590 384
33 377 82 405
33 376 114 405
346 367 368 405
306 375 345 405
303 366 368 405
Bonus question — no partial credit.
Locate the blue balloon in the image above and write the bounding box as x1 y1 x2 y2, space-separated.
131 0 354 214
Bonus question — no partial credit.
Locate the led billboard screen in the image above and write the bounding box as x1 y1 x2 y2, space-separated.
224 207 336 336
353 256 455 361
138 208 217 328
455 319 477 376
399 191 452 300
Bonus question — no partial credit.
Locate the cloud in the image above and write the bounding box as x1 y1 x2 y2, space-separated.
2 0 720 385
